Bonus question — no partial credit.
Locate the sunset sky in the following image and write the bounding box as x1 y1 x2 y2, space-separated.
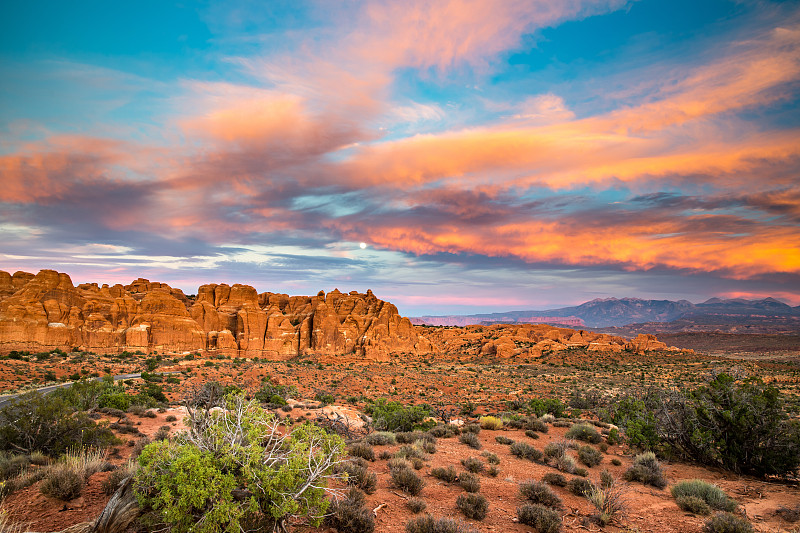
1 0 799 315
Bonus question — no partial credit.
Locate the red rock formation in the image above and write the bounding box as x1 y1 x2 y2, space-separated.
0 270 426 361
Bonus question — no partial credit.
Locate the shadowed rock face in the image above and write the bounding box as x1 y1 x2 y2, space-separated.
0 270 424 361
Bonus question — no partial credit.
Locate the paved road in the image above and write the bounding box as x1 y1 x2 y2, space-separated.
0 371 181 407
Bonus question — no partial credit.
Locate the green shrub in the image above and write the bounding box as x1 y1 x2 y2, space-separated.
366 432 396 446
134 394 344 533
524 429 540 440
253 377 296 407
367 399 433 432
671 479 737 512
565 424 601 444
461 457 484 473
577 446 602 467
624 452 667 488
39 464 84 501
431 466 458 483
98 392 132 411
391 466 424 495
349 442 375 462
528 398 566 418
456 493 488 520
405 515 479 533
703 513 753 533
517 504 562 532
458 472 480 493
510 442 543 462
324 488 375 533
459 433 481 450
0 392 116 455
519 481 562 509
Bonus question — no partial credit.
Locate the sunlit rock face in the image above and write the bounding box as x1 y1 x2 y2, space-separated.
0 270 423 361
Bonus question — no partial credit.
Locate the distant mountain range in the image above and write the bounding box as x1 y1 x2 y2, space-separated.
411 297 800 332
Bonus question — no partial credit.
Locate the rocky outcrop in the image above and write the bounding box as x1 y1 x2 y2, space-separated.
418 323 687 359
0 270 425 361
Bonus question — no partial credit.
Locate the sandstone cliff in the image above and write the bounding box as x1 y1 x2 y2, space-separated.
0 270 425 361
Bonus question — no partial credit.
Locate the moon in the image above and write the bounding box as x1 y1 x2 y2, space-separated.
359 242 367 249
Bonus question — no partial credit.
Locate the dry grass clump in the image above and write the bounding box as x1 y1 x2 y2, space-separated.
478 416 503 430
703 513 753 533
524 429 540 440
460 457 484 473
510 442 543 462
542 472 567 486
456 493 488 520
396 444 426 460
391 465 425 495
586 480 628 525
407 497 427 514
517 504 562 533
366 431 397 445
396 431 426 444
101 461 134 495
458 472 481 493
428 425 457 439
431 465 458 483
567 477 594 497
349 441 375 461
481 451 500 464
459 432 481 450
577 445 602 467
405 515 479 533
324 488 375 533
495 436 514 445
39 464 83 501
519 480 562 509
0 510 27 533
624 452 667 488
337 459 378 494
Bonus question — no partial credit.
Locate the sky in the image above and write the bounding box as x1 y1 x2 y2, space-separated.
1 0 799 316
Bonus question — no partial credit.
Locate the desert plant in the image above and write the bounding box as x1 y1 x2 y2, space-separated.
487 465 499 477
462 424 481 435
324 488 375 533
396 431 426 444
349 442 375 461
392 466 425 495
567 477 594 497
671 479 737 512
366 431 396 446
421 440 437 454
458 471 481 493
624 452 667 488
396 444 426 460
134 394 345 533
542 472 567 486
600 469 614 488
456 493 488 520
459 433 481 450
39 464 83 501
565 424 602 444
703 513 753 533
519 481 562 509
611 458 622 466
495 436 514 445
367 399 433 432
428 425 456 439
102 461 133 495
676 496 712 515
405 515 479 533
526 417 549 433
517 504 562 532
524 429 540 440
461 457 484 474
407 497 427 513
510 442 543 462
481 451 500 464
431 466 458 483
478 416 503 430
555 454 577 474
388 458 413 471
337 460 378 495
586 481 627 525
578 445 602 467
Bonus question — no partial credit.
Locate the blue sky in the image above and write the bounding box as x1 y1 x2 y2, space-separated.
1 0 799 315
